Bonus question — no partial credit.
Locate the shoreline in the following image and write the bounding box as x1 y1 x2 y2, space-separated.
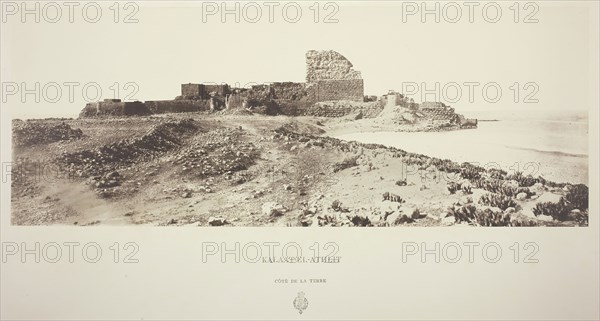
325 119 588 186
321 115 469 137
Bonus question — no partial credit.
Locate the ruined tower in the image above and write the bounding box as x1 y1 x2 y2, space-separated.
305 50 364 102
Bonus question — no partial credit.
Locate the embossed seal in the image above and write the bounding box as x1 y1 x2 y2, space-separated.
293 291 308 314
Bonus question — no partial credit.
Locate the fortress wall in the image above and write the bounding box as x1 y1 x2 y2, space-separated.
315 79 364 102
79 101 150 118
277 100 383 118
145 100 210 114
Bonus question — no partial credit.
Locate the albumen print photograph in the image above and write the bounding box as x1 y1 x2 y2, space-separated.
1 1 599 320
6 2 590 228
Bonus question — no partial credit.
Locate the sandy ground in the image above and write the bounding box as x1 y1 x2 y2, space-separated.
10 113 585 227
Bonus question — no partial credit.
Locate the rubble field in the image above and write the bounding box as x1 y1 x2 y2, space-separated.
11 113 588 227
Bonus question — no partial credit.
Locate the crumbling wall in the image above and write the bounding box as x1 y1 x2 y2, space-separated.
278 100 383 118
420 101 448 108
145 100 210 114
305 50 364 102
203 84 230 97
308 101 383 118
419 102 458 122
181 83 230 99
181 84 202 99
79 101 150 118
270 82 315 101
315 79 364 102
306 50 362 82
225 93 245 109
276 100 315 116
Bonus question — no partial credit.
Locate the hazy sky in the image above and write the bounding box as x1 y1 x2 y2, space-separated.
1 1 598 118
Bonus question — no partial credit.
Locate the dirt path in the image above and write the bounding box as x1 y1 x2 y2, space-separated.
43 178 134 225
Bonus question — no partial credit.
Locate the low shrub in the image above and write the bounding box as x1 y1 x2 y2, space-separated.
565 184 588 210
382 192 405 203
498 186 535 198
473 178 503 194
488 168 508 180
350 215 372 227
330 200 342 211
506 171 537 187
447 182 460 194
395 179 407 186
460 165 481 180
532 197 572 221
479 193 518 211
448 204 477 223
461 183 473 194
474 208 512 226
449 204 539 226
394 214 414 225
511 218 539 227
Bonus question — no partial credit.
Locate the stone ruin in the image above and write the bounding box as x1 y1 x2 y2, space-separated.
79 99 151 117
381 92 476 128
78 50 473 127
305 50 364 102
305 50 362 82
79 50 375 118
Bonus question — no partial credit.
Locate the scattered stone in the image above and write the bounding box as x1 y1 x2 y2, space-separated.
300 217 312 226
385 212 401 223
12 120 84 147
208 216 227 226
401 112 415 123
380 200 400 216
531 182 546 192
181 192 192 198
441 215 455 225
537 214 554 222
504 207 516 214
262 202 286 216
106 171 120 178
516 192 528 201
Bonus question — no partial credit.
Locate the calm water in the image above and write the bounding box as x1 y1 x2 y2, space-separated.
336 117 589 185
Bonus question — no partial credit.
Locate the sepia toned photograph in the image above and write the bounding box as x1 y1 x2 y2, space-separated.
1 1 598 320
8 5 590 228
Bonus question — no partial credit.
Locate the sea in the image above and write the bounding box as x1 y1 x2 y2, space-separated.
335 109 589 185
